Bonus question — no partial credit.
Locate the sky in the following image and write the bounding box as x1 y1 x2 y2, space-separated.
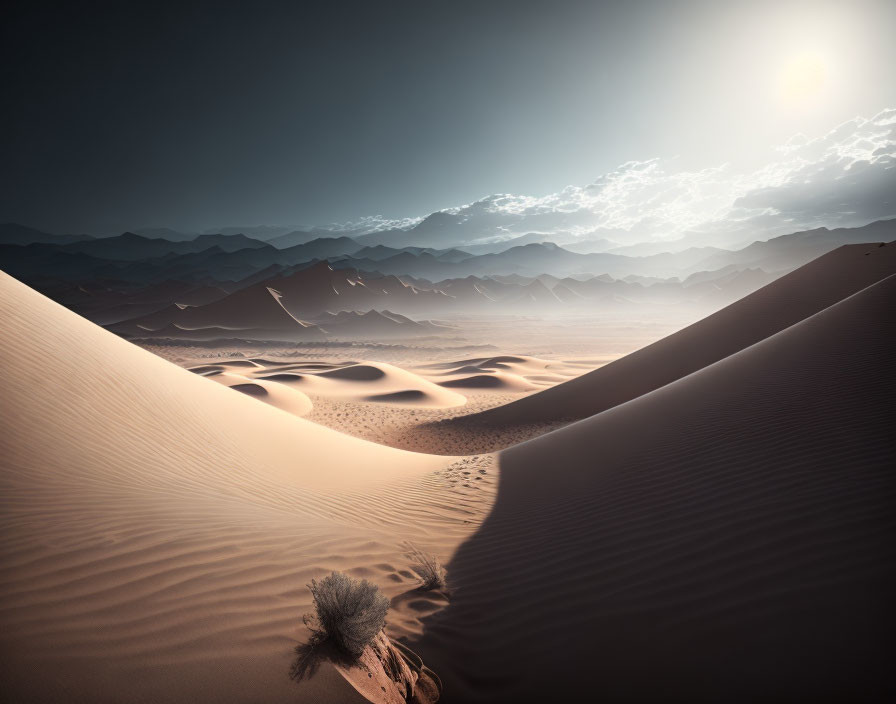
1 0 894 239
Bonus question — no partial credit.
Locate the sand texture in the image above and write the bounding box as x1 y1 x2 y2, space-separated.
2 242 894 702
0 272 495 703
418 274 896 702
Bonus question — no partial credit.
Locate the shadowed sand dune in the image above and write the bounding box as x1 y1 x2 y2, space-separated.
438 374 536 391
414 355 567 394
418 275 896 702
256 372 306 381
419 356 530 370
208 372 315 416
440 374 506 389
365 390 428 403
0 272 495 703
230 382 268 395
319 364 388 381
193 359 467 410
464 242 896 426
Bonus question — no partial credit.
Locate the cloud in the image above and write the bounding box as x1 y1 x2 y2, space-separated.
730 109 896 231
338 108 896 248
316 213 425 235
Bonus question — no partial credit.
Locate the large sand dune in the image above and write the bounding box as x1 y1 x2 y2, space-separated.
420 275 896 702
466 242 895 426
0 272 493 702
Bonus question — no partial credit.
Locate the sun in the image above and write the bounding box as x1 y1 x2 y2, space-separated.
780 52 827 102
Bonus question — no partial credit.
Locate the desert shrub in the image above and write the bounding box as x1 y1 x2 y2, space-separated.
406 545 447 591
304 571 389 659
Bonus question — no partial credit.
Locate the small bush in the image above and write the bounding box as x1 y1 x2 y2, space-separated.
406 545 447 591
305 571 389 658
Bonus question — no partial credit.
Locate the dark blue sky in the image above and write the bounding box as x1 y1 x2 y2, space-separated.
2 0 894 234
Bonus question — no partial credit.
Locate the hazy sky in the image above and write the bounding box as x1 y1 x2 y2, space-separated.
2 0 894 235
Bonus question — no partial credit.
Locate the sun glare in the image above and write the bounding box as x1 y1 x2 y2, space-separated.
780 52 827 102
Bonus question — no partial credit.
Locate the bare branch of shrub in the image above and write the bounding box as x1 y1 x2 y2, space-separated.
405 544 447 591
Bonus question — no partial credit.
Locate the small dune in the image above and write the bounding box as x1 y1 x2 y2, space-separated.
365 390 428 403
419 355 531 370
256 372 306 382
206 371 315 416
188 364 225 375
438 372 539 392
192 359 469 410
415 354 583 394
440 374 505 389
435 364 490 375
229 382 268 396
221 359 264 368
319 364 387 381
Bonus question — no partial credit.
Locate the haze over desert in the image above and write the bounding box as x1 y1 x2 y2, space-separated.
2 1 895 701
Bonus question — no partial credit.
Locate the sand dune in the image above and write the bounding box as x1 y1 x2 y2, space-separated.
0 272 495 702
319 364 389 381
190 359 467 410
466 242 896 425
4 243 892 702
438 373 536 391
419 275 896 702
207 371 314 416
413 355 576 394
418 355 537 371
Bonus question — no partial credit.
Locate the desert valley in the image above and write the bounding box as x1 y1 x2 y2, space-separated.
1 216 894 702
2 2 895 701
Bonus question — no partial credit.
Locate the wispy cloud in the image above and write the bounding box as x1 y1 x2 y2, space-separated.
337 108 896 247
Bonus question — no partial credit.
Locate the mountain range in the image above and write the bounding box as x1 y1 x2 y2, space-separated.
4 219 892 287
2 219 893 342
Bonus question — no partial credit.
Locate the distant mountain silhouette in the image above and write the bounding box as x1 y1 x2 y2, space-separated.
312 309 450 339
6 220 894 329
265 230 340 249
0 223 93 246
108 282 327 341
57 232 269 260
209 225 292 241
561 237 619 254
461 232 606 255
108 262 452 339
693 218 896 272
278 236 361 259
133 227 197 242
333 242 726 280
33 278 229 326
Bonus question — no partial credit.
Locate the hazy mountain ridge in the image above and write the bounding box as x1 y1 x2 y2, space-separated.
3 219 893 342
0 223 94 246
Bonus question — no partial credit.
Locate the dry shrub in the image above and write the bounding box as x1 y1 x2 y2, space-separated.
303 571 389 659
406 545 447 591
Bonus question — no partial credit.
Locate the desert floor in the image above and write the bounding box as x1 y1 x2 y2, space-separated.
4 246 892 703
143 308 702 453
